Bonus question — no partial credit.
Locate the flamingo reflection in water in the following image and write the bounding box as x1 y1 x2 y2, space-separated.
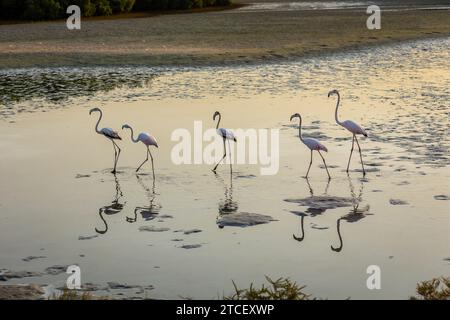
292 178 330 242
95 175 125 234
214 173 238 228
126 175 161 223
330 176 372 252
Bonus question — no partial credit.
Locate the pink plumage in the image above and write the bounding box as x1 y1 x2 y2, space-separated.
290 113 331 179
138 133 158 148
341 120 367 137
122 124 158 177
302 138 328 152
328 89 367 175
89 107 122 174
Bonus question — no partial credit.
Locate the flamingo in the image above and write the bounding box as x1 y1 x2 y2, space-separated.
328 90 367 175
212 111 237 173
121 124 158 179
89 108 122 174
290 113 331 179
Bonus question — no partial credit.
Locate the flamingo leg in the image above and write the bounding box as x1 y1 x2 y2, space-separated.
318 150 331 180
305 177 314 196
136 146 149 173
346 135 355 173
305 150 313 178
331 218 343 252
116 141 121 164
148 147 155 180
212 138 227 172
111 140 118 174
112 140 121 173
227 139 233 174
354 135 366 176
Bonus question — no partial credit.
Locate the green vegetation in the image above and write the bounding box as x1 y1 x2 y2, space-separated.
225 276 312 300
410 277 450 300
0 0 232 21
134 0 231 11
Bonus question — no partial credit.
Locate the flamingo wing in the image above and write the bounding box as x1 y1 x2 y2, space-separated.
101 127 121 140
139 133 158 148
218 128 237 142
342 120 367 137
303 138 328 152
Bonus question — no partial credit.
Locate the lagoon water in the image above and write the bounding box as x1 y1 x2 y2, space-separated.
0 37 449 299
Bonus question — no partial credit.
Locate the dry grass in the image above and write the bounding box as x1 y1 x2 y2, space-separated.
224 276 312 300
410 277 450 300
52 289 96 300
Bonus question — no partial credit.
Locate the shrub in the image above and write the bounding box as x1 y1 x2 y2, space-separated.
94 0 112 15
133 0 152 10
410 277 450 300
202 0 215 7
225 276 312 300
190 0 202 9
110 0 135 13
0 0 27 19
0 0 232 20
133 0 230 10
215 0 230 6
152 0 169 10
53 289 95 300
22 0 62 20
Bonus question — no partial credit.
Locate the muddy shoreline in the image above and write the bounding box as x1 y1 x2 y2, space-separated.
1 8 449 69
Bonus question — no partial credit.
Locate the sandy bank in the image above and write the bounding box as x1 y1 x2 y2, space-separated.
0 7 449 69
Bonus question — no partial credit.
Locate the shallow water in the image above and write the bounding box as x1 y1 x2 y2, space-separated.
236 1 450 13
0 37 449 299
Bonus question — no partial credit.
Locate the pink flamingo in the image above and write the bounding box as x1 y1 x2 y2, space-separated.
212 111 237 174
328 90 367 175
290 113 331 179
121 124 158 179
89 108 122 174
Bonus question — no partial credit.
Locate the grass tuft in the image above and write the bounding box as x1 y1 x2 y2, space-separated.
410 277 450 300
224 276 312 300
52 289 95 300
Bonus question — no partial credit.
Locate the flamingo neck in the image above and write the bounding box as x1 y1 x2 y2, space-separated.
216 114 221 129
94 110 102 134
334 93 342 125
127 127 139 143
298 117 304 142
